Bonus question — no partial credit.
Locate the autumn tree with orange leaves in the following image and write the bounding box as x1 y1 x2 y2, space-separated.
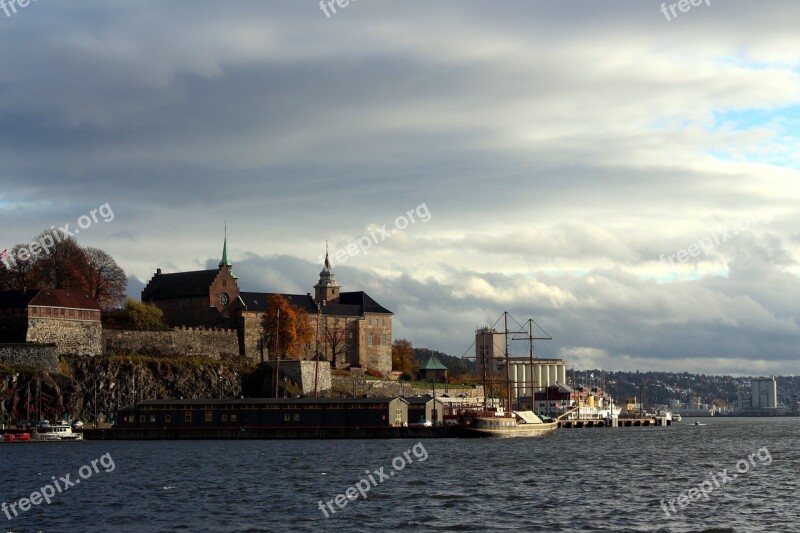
262 294 315 359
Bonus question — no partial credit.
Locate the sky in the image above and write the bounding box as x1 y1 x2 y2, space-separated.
1 1 799 376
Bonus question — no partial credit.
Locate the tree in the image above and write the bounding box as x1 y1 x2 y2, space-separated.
392 339 414 376
3 243 39 289
122 299 168 331
83 247 127 310
262 294 315 359
30 232 90 291
321 316 349 364
0 261 13 290
2 230 127 308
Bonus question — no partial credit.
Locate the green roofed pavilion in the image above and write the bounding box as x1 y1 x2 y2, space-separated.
420 355 448 370
418 354 448 383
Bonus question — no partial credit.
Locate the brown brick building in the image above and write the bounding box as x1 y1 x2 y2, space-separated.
141 240 393 374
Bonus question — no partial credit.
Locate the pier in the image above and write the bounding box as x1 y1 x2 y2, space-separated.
559 415 671 428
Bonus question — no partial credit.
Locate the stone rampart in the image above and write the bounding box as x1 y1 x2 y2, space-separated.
27 318 102 356
331 374 484 399
103 327 239 359
268 360 331 395
0 344 59 373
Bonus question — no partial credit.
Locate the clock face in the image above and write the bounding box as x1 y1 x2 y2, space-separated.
219 292 229 306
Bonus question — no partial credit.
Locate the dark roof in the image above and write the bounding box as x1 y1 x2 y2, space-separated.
338 292 392 314
239 292 319 314
142 270 218 300
405 397 444 405
240 291 392 317
134 397 408 407
0 289 100 311
320 303 362 317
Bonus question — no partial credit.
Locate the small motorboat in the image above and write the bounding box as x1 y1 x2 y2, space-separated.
693 421 707 426
33 423 84 442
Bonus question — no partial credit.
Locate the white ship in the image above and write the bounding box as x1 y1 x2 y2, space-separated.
33 422 84 442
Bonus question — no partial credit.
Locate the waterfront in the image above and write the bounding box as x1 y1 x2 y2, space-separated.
1 417 798 532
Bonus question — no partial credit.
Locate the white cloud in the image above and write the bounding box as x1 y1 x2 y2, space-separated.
2 0 799 375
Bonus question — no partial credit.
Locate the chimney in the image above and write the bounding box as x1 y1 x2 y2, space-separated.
156 268 162 275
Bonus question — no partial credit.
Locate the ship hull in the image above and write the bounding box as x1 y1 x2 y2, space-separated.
463 418 558 438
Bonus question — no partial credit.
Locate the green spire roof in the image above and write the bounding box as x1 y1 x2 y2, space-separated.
219 237 231 268
420 354 448 371
218 225 236 278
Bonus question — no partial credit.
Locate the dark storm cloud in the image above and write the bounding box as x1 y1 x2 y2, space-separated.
3 0 800 373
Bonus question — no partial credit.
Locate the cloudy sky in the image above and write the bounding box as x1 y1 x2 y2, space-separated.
1 1 799 375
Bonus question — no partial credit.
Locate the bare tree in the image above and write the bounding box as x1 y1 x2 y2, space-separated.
84 247 127 310
321 316 349 364
3 243 40 289
0 261 13 290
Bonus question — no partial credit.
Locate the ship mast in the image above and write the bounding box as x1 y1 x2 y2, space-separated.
504 312 511 415
521 318 552 414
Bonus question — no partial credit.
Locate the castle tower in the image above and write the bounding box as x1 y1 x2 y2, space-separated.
314 248 340 305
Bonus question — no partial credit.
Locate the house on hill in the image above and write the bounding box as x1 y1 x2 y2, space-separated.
0 288 102 356
141 240 393 374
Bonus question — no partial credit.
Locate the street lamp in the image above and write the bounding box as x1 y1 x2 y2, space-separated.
274 309 281 399
110 382 116 424
93 370 98 429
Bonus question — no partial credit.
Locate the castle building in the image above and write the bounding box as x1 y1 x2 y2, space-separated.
141 240 393 374
0 288 102 356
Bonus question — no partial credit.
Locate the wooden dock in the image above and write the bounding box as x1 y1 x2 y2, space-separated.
559 415 671 428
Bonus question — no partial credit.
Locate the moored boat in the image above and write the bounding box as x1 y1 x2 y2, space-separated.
465 410 557 438
32 422 84 442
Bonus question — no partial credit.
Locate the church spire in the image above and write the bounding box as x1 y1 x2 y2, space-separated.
218 223 235 278
314 241 340 304
323 240 331 271
219 222 231 268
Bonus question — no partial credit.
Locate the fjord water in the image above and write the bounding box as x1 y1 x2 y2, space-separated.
1 418 798 532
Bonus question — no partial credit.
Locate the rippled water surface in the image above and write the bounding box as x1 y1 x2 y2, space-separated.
2 417 798 532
